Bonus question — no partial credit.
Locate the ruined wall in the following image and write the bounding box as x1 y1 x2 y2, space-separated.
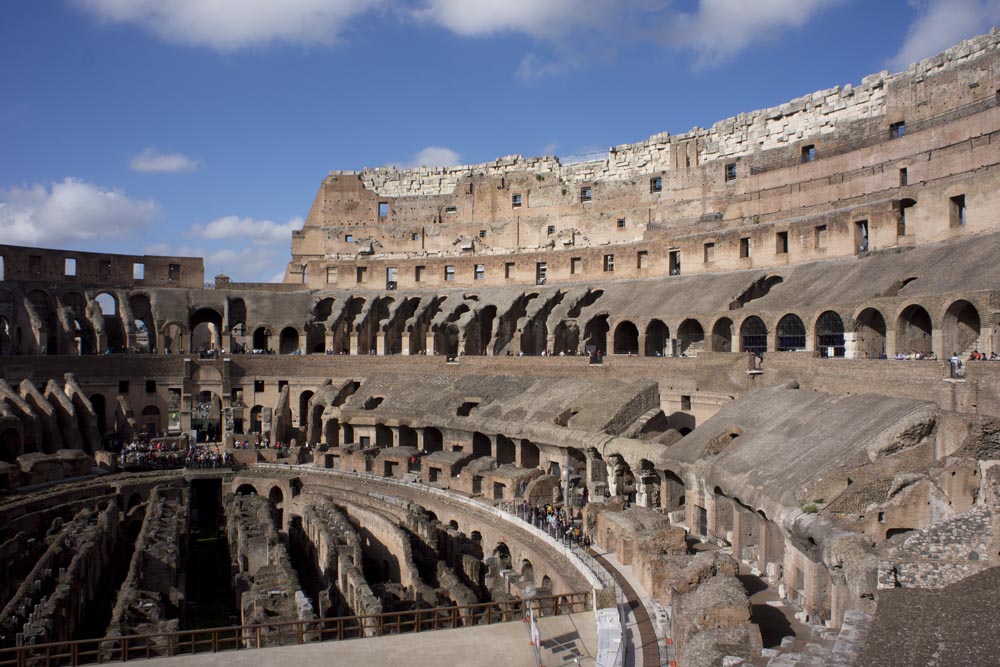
105 486 189 641
289 31 1000 288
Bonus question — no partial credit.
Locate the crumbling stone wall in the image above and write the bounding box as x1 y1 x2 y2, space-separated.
0 500 122 646
226 493 316 640
105 486 189 642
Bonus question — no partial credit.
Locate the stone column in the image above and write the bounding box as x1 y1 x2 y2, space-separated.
401 332 410 355
425 332 435 355
376 334 386 356
325 330 335 354
349 333 359 356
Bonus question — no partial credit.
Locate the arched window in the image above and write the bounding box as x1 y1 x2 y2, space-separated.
776 314 806 351
740 316 768 355
815 311 845 357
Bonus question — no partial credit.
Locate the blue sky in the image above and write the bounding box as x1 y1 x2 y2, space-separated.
2 0 998 282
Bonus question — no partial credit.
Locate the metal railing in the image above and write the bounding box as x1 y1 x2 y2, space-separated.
0 594 589 667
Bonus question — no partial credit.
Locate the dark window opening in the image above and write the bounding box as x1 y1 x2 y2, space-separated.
704 242 715 262
580 186 592 202
724 163 737 182
603 255 615 272
547 225 555 235
801 144 816 162
457 401 479 416
29 255 41 275
669 250 681 276
512 194 522 208
445 265 455 281
415 265 425 282
855 220 869 253
740 316 768 356
254 380 265 392
740 237 751 258
535 262 547 285
637 250 648 270
680 395 691 411
118 381 129 394
378 202 389 218
650 176 663 193
776 231 789 255
356 267 366 283
890 121 906 139
145 380 156 393
479 229 487 238
950 194 966 227
814 225 827 249
504 262 515 279
617 217 626 229
899 167 908 186
474 264 485 281
411 232 419 241
278 380 288 392
168 264 180 282
570 257 581 274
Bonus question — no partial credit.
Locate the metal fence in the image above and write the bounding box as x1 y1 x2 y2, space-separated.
0 593 589 667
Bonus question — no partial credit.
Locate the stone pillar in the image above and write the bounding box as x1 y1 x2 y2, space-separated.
425 332 435 355
885 329 897 359
843 331 859 359
376 334 386 356
325 330 335 354
401 333 410 355
350 333 359 356
731 502 743 559
637 333 646 357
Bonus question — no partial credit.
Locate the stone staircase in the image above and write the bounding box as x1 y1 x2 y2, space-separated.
754 610 872 667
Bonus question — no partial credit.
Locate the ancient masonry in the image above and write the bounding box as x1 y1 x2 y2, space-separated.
2 29 1000 667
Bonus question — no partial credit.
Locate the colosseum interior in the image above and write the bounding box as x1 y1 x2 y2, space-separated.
2 29 1000 667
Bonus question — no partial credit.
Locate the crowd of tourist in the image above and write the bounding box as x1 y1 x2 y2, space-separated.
514 502 590 548
119 438 232 469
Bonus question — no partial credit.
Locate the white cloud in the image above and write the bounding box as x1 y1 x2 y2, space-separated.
0 178 158 246
888 0 1000 71
73 0 383 51
408 146 461 167
416 0 597 39
188 215 304 244
130 147 200 173
665 0 843 68
517 53 572 80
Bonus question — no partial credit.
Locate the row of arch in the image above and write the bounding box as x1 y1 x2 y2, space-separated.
601 299 982 358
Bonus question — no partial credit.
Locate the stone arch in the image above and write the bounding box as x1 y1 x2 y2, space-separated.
161 321 186 354
896 304 933 355
95 292 127 353
299 391 314 428
496 435 516 465
423 427 443 453
942 300 981 357
520 440 540 469
140 405 161 436
644 319 669 357
375 423 393 447
776 313 806 352
252 326 271 352
677 318 705 356
472 432 491 458
583 313 609 355
129 294 157 353
435 325 460 358
553 320 580 356
854 307 886 359
279 326 300 354
236 483 258 495
739 316 768 355
612 320 639 355
711 317 734 352
815 311 845 357
249 406 264 433
190 307 222 353
520 319 547 356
